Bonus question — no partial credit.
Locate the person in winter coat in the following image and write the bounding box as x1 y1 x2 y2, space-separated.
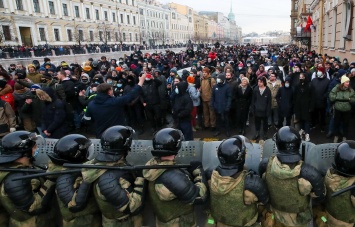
13 83 35 131
187 76 200 131
294 73 314 140
329 75 355 142
276 76 293 130
82 61 96 79
172 82 194 140
310 66 330 131
200 67 216 130
325 69 347 138
26 64 42 83
256 64 267 78
36 87 68 139
154 69 169 126
0 97 16 138
211 73 232 137
84 74 145 138
235 77 253 135
142 72 162 132
251 76 272 140
267 72 282 129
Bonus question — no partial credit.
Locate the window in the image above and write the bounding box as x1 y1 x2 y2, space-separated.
79 30 84 41
330 8 337 48
49 1 55 15
115 32 118 41
16 0 23 10
133 16 136 25
63 4 68 16
123 32 126 41
140 9 143 15
33 0 40 13
86 8 90 19
120 14 124 23
54 28 60 41
39 28 46 41
74 6 80 17
172 13 175 19
67 29 73 41
126 0 129 4
132 0 134 6
96 9 99 20
165 14 168 20
104 11 108 21
2 26 11 41
135 33 138 42
324 13 329 47
0 0 4 8
106 32 110 41
127 15 130 24
129 33 132 41
99 31 103 41
112 13 116 22
189 17 192 23
89 31 94 41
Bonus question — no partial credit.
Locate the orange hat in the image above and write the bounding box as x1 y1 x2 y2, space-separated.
115 66 122 71
187 76 195 84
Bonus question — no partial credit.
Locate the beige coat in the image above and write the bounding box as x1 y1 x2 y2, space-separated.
267 80 281 108
200 75 216 102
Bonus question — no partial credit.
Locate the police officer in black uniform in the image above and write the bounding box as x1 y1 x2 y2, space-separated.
208 136 269 226
259 126 326 227
143 128 207 226
47 134 102 227
0 131 57 226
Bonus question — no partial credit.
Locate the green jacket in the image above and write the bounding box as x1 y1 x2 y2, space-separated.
329 84 355 112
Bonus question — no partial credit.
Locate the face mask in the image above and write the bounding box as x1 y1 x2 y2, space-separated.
344 61 347 64
175 87 179 94
247 64 251 67
117 84 122 88
145 78 151 81
252 61 255 64
285 83 290 88
197 64 200 67
238 67 243 70
217 78 221 83
317 72 323 78
31 91 36 95
107 80 113 84
110 67 115 71
95 81 100 84
300 78 305 83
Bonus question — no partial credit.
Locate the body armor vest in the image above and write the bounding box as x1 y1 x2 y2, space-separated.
210 171 258 226
57 195 100 222
265 157 309 213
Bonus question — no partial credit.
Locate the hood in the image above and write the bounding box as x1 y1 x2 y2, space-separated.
325 168 355 192
36 88 53 102
142 158 175 181
13 88 31 98
337 69 347 78
176 81 188 95
269 156 302 180
210 170 245 195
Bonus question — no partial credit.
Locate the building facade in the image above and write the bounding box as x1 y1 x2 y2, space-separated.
168 2 194 44
138 0 170 45
0 0 140 46
193 12 208 43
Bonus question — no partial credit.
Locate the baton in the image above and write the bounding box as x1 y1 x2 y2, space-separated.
11 169 82 181
63 163 191 170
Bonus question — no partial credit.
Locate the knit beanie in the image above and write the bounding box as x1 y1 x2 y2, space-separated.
341 75 350 84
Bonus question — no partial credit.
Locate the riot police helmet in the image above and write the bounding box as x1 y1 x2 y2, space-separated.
0 131 39 164
97 125 134 162
151 128 184 157
333 140 355 176
48 134 92 165
275 126 302 163
217 136 246 175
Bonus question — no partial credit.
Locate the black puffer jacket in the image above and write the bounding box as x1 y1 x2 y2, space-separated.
142 78 162 105
173 82 193 121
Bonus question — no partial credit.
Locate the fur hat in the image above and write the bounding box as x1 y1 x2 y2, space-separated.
187 76 195 84
341 75 350 84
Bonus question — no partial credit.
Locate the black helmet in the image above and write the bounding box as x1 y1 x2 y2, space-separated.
275 126 302 163
48 134 92 165
97 126 134 162
151 128 184 157
0 131 37 164
333 140 355 176
217 136 246 175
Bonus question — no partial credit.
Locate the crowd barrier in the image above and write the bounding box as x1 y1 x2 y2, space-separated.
34 139 336 176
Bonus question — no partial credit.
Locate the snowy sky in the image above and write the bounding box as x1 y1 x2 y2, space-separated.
158 0 291 34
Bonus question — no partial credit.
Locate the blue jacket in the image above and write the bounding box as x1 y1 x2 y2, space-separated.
85 85 142 138
211 83 232 114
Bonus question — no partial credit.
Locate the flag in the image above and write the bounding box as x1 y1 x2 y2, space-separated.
304 15 313 32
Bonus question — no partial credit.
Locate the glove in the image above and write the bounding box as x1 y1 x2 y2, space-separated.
31 179 41 191
10 128 16 133
187 161 202 175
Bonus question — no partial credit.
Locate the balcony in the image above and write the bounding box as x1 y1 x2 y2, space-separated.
294 27 311 46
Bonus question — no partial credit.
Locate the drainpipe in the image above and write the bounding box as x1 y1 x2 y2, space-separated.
318 0 324 54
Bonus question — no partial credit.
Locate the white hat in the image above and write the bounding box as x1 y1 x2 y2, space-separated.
341 75 350 84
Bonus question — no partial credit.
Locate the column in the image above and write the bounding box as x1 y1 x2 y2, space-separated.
42 0 49 17
27 0 34 15
81 1 85 20
39 0 47 16
91 3 95 22
69 0 74 19
56 0 62 18
8 0 15 13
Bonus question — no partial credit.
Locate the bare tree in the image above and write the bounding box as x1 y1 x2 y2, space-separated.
97 23 114 47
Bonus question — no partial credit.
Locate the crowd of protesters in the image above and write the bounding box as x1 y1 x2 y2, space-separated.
0 43 354 142
0 43 188 59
